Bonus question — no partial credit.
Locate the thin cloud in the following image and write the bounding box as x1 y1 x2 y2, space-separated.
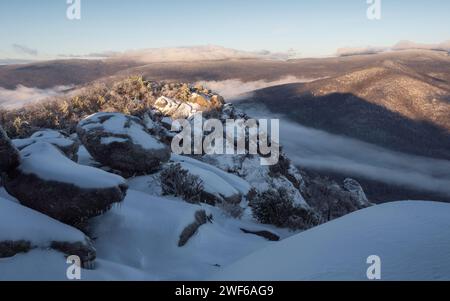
12 44 38 56
336 46 388 57
240 104 450 197
336 40 450 57
198 76 321 102
0 85 73 109
111 45 298 63
58 51 120 59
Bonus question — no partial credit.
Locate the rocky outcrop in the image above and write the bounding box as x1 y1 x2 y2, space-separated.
77 112 170 176
0 126 20 173
300 172 372 222
0 197 97 268
153 96 198 119
13 129 79 161
151 83 224 120
3 142 127 228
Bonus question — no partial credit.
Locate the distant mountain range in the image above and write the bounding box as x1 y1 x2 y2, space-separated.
1 48 449 203
240 50 450 160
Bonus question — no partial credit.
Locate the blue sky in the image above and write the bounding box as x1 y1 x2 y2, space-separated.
0 0 449 59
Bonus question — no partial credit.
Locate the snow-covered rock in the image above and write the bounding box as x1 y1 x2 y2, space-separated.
154 96 199 119
13 129 79 161
0 197 95 267
204 154 308 208
77 112 170 176
343 178 370 206
3 142 127 227
153 92 224 120
0 126 20 173
213 201 450 280
171 154 251 205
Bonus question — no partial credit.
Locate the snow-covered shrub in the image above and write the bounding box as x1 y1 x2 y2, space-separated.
0 77 221 139
160 163 204 204
300 172 370 222
268 153 291 178
250 188 319 230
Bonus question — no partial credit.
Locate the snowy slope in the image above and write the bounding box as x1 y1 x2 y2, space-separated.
212 201 450 280
0 190 277 280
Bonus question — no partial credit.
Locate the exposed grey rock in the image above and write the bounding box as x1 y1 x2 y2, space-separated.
240 228 280 241
77 112 170 176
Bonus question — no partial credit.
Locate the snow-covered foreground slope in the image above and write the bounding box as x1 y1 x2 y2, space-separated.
0 189 281 280
3 196 449 280
213 201 450 280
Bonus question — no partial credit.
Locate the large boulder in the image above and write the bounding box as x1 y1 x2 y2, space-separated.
13 129 79 161
77 112 170 176
0 197 96 268
3 142 127 228
0 126 20 173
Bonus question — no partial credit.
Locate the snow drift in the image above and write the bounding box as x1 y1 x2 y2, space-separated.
213 201 450 280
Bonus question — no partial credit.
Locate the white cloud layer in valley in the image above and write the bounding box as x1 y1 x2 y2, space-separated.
198 76 320 101
239 104 450 197
0 85 73 109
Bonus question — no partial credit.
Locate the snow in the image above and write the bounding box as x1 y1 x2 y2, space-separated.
0 250 152 281
171 154 251 196
127 174 163 196
100 137 127 145
76 145 99 167
3 188 449 280
0 190 274 280
154 96 199 119
79 112 167 151
240 155 307 206
13 129 74 149
213 201 450 280
0 188 19 204
0 197 86 245
19 142 126 189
